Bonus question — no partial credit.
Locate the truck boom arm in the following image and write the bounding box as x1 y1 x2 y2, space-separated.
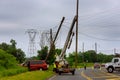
59 16 77 60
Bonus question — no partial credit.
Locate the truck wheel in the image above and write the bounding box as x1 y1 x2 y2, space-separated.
108 67 113 73
72 71 75 75
59 72 61 75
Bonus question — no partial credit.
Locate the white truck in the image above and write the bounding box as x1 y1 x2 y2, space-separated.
105 57 120 73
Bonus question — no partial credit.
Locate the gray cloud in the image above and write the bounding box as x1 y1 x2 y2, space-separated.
0 0 120 56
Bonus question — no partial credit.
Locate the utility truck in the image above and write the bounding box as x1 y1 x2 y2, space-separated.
105 57 120 73
53 16 77 75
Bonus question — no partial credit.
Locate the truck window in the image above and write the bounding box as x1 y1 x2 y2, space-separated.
114 59 119 63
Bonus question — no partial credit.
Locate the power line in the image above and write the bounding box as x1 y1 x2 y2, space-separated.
79 32 120 41
62 25 120 41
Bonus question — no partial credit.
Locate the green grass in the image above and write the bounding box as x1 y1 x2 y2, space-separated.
0 71 54 80
0 63 94 80
71 63 94 68
0 66 28 78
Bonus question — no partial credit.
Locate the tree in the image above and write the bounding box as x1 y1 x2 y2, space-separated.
37 46 48 60
55 48 62 55
84 50 97 62
67 52 75 66
47 44 56 64
16 49 26 63
77 52 84 63
10 39 17 48
0 42 9 51
0 39 26 63
0 49 18 69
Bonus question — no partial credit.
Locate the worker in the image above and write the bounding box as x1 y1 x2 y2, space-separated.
53 61 59 73
84 62 86 70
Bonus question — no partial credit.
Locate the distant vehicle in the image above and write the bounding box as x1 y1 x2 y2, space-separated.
28 60 48 71
94 63 101 69
101 63 105 67
105 57 120 73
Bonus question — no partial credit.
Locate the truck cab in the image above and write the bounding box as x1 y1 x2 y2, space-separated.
105 57 120 73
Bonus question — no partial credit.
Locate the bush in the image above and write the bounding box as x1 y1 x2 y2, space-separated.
0 49 18 69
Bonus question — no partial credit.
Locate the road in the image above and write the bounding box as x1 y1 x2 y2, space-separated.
49 67 120 80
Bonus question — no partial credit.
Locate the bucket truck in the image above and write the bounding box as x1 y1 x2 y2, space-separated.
54 16 77 75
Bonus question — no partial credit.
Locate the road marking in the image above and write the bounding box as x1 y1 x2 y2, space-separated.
48 75 56 80
101 70 120 77
106 78 120 80
81 71 92 80
93 76 119 78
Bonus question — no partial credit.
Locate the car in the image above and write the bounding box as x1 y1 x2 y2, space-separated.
28 60 48 71
94 63 101 69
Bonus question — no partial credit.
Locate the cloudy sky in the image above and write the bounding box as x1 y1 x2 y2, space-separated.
0 0 120 57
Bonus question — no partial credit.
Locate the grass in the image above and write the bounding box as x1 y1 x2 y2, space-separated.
0 66 28 78
0 63 94 80
71 63 94 68
0 70 54 80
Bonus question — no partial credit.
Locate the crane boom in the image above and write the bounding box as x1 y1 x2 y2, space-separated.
59 16 77 60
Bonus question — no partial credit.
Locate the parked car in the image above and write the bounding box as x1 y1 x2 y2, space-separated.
94 63 101 69
28 60 48 71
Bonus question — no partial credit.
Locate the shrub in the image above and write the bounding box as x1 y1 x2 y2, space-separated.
0 49 18 69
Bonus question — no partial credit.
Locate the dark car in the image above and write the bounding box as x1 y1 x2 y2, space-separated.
28 60 48 71
94 63 101 69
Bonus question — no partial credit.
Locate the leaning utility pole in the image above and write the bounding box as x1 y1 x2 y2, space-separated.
75 0 79 68
45 17 65 61
50 29 53 46
53 17 65 43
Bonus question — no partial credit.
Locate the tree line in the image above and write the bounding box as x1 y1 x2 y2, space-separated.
67 50 114 66
37 46 114 65
0 39 115 67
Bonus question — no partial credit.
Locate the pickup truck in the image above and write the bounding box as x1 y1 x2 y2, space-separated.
105 57 120 73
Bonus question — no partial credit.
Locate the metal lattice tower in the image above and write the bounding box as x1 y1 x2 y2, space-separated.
26 29 37 57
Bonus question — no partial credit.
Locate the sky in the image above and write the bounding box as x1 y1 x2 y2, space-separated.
0 0 120 57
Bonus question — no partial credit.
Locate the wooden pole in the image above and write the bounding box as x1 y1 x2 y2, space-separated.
75 0 79 68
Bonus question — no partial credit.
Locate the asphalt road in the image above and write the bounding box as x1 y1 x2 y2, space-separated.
49 67 120 80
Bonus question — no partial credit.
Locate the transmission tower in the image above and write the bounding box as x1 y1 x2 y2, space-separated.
26 29 37 57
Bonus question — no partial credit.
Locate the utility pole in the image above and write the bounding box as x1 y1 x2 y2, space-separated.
95 42 97 54
114 48 116 54
82 42 84 62
75 0 79 68
82 42 84 53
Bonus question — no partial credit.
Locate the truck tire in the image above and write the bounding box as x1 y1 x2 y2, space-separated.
107 67 113 73
72 71 75 75
59 72 61 75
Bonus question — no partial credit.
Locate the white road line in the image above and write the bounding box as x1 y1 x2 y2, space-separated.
48 75 56 80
